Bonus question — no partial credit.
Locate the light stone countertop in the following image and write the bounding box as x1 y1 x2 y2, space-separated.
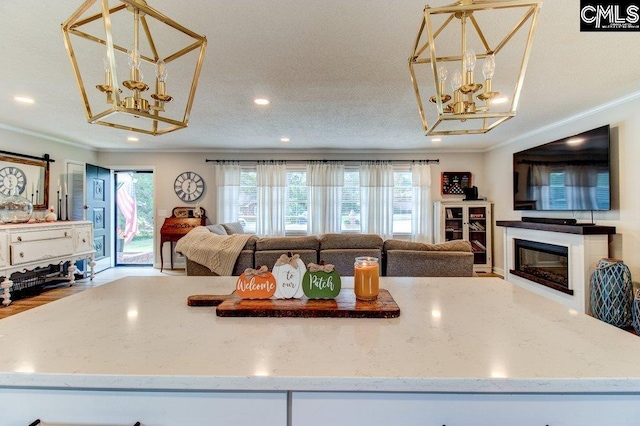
1 275 640 394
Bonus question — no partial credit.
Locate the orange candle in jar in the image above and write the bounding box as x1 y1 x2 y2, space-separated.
354 257 379 301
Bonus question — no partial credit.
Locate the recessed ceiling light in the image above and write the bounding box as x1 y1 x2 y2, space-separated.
492 97 509 105
254 98 270 105
14 96 35 104
280 137 290 143
127 137 139 142
431 138 442 143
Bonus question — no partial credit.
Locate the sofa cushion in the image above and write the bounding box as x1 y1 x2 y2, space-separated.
320 248 382 277
385 250 474 277
222 222 245 235
319 233 383 250
206 224 228 236
256 236 319 251
384 239 472 252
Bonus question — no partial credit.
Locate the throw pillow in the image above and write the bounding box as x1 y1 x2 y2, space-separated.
222 222 245 235
206 224 228 236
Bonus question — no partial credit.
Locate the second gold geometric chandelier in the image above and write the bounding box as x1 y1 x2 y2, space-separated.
409 0 542 136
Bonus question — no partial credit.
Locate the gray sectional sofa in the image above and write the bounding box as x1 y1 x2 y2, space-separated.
183 223 475 277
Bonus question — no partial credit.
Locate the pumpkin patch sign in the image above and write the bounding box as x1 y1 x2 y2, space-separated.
272 253 306 299
303 262 341 299
236 266 276 299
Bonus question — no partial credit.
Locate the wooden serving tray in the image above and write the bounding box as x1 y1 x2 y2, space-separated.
187 289 400 318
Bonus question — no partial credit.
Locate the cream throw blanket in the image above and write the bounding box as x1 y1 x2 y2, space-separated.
175 227 253 276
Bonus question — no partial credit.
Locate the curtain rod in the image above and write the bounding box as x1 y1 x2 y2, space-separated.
205 159 439 164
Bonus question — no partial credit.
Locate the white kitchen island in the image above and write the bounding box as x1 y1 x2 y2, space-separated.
1 276 640 425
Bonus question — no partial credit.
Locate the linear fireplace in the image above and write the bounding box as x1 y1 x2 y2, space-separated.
511 239 572 295
497 220 615 313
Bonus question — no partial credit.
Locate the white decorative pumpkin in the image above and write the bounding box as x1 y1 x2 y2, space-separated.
272 253 306 299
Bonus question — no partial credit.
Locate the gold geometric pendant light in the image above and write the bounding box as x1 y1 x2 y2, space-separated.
409 0 542 136
62 0 207 136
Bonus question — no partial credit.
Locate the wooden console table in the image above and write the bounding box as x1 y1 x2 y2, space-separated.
160 208 206 272
0 220 95 307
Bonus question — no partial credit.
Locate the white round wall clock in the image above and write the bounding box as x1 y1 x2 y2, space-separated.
0 166 27 196
174 171 205 202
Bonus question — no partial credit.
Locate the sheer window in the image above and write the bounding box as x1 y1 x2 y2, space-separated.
393 168 412 234
239 169 257 233
341 168 361 232
286 169 307 233
236 163 430 237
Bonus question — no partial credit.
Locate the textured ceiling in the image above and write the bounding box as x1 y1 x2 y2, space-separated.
0 1 639 153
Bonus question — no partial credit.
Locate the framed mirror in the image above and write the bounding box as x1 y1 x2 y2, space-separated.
0 151 51 210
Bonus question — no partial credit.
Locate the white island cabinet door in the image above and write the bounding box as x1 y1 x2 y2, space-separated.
2 389 287 426
292 392 640 426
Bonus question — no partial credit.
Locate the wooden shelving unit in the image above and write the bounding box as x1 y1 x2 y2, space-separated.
434 200 492 273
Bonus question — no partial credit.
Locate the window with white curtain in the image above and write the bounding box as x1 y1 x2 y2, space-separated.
235 163 431 237
285 168 307 233
239 168 257 233
393 167 413 234
341 168 361 232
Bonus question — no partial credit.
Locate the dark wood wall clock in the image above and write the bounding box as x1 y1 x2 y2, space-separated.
174 171 205 202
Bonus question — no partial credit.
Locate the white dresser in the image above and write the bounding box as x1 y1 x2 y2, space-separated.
0 220 95 306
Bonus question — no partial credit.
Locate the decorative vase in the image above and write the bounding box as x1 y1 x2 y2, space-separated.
0 188 33 224
632 289 640 335
590 258 633 328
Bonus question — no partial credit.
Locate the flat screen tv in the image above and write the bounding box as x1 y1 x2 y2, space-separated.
513 125 610 211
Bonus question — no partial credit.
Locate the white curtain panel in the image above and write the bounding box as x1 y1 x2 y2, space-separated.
306 161 345 235
212 161 240 224
359 161 394 240
256 161 287 236
411 162 433 243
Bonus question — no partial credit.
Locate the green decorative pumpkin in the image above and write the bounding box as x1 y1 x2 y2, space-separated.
303 262 341 299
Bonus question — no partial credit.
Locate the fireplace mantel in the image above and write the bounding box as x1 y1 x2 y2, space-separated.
497 221 615 314
496 221 616 235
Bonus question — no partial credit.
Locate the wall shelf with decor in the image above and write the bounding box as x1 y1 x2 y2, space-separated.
441 172 471 195
434 200 492 273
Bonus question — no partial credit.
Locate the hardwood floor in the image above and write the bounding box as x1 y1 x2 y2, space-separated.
0 267 185 320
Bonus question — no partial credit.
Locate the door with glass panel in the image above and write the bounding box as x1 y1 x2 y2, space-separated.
115 170 154 266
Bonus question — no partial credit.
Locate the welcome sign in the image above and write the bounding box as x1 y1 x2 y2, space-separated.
580 1 640 31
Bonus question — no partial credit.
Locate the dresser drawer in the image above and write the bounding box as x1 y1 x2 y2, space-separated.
11 238 74 265
10 228 71 243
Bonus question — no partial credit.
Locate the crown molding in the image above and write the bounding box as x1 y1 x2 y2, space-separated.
487 90 640 152
0 123 98 152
